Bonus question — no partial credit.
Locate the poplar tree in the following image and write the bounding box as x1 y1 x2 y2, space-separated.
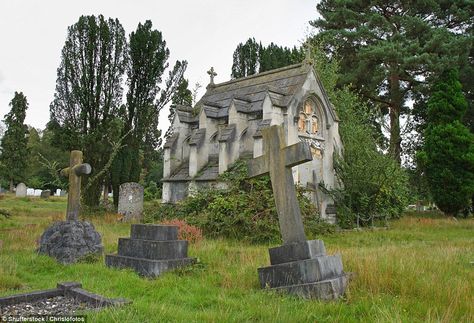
111 20 188 206
50 15 127 207
231 38 304 79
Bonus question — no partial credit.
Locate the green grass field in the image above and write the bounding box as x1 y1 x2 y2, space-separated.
0 194 473 322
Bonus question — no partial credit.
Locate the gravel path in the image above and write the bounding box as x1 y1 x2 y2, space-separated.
0 296 93 316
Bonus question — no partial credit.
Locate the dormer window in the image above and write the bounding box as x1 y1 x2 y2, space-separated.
298 99 319 135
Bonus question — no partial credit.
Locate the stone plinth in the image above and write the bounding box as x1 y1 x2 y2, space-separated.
258 240 348 300
38 221 103 264
105 224 196 277
118 182 144 221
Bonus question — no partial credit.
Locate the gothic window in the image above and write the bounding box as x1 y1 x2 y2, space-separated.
298 99 320 135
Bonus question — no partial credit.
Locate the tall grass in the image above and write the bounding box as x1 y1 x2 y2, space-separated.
0 194 472 322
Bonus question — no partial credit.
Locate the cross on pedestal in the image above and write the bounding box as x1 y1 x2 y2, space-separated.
60 150 91 221
248 125 312 244
207 67 217 85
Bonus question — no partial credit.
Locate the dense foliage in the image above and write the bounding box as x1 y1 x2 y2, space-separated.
148 160 334 243
0 92 29 191
231 38 304 79
327 88 410 228
111 20 187 206
312 0 473 164
50 15 128 207
308 43 409 228
25 127 69 191
418 70 474 216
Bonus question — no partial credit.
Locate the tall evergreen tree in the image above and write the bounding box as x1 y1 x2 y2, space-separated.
418 70 474 216
231 38 260 79
50 15 127 207
231 38 304 78
312 0 473 164
165 78 193 139
111 20 188 206
0 92 29 191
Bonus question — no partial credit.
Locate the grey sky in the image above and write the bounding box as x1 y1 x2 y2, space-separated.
0 0 317 133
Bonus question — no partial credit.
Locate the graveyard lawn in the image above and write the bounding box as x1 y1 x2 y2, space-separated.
0 194 472 322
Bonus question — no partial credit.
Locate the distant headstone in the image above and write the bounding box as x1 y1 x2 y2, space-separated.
34 189 42 197
118 182 144 221
40 190 51 199
15 183 27 197
60 190 67 197
247 125 348 300
55 189 61 196
26 188 35 196
38 150 103 264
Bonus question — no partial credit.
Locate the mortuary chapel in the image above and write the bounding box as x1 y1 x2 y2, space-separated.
162 58 342 222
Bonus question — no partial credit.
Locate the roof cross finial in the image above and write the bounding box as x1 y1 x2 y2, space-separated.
303 41 313 65
207 67 217 85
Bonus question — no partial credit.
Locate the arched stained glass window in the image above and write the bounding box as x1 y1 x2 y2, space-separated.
298 99 319 135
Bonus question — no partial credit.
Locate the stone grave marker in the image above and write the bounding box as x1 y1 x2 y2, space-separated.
118 182 144 222
105 224 196 277
38 150 103 264
247 125 348 300
15 183 27 197
34 189 42 197
26 188 34 196
40 189 51 199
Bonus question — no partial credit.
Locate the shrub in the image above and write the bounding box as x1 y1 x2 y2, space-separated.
150 160 331 243
144 181 161 201
160 219 203 244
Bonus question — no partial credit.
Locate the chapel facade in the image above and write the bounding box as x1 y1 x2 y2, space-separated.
162 60 342 222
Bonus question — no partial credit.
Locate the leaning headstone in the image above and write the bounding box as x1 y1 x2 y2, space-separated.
38 150 103 264
15 183 27 197
40 189 51 199
118 182 144 222
247 125 348 300
105 224 196 277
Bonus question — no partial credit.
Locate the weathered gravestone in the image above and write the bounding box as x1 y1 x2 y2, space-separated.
38 150 103 264
15 183 27 197
118 182 144 222
40 189 51 199
248 125 348 300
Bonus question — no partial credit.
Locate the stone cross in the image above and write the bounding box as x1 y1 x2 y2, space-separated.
303 41 313 65
60 150 91 221
248 125 312 244
207 67 217 85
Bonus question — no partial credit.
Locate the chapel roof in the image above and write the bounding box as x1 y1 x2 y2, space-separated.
199 63 310 112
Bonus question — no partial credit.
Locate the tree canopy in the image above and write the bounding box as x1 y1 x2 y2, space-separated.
312 0 473 164
418 70 474 216
111 20 188 206
0 92 29 191
231 38 304 78
50 14 128 206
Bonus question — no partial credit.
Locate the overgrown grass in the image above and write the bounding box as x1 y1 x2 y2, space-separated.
0 194 472 322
